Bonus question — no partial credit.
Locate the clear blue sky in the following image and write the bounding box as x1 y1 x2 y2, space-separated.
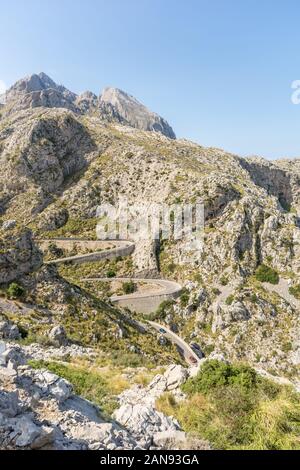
1 0 300 159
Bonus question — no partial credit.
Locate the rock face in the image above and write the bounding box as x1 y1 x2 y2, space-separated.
0 73 176 139
114 403 179 441
114 363 211 449
0 108 97 219
75 91 98 114
117 364 189 409
1 73 78 115
0 229 42 284
99 87 176 139
0 343 207 450
49 325 68 347
0 343 140 450
0 316 20 340
240 156 293 211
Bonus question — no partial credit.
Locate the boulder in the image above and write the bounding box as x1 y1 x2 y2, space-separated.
0 390 19 418
30 425 55 449
164 364 188 390
49 325 68 346
153 430 187 448
0 319 20 340
69 422 138 450
14 416 41 447
1 220 16 231
114 403 179 439
31 370 73 403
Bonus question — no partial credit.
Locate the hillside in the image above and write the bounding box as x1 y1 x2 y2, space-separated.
0 73 299 450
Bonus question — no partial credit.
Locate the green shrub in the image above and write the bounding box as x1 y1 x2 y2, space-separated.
220 276 228 286
122 281 135 294
180 291 190 307
7 282 25 299
167 262 176 273
282 342 293 353
203 344 214 355
255 265 279 284
182 360 258 395
193 273 203 284
225 294 234 305
289 284 300 300
106 269 116 278
148 299 174 320
157 360 300 450
212 287 221 295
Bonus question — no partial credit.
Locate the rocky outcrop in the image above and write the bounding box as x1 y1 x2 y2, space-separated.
114 403 179 443
0 343 207 450
274 158 300 211
99 87 176 139
0 229 42 284
48 325 68 346
114 363 211 449
0 108 97 218
1 73 176 139
1 73 78 115
117 364 188 408
0 316 20 340
240 156 293 210
0 343 140 450
75 91 98 114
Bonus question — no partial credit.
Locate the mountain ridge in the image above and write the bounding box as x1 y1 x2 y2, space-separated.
0 73 176 139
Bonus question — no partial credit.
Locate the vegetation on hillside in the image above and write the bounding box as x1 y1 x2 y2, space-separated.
289 284 300 299
157 360 300 450
28 358 165 416
255 265 279 284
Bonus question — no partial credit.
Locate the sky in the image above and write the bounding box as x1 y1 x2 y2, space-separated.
1 0 300 159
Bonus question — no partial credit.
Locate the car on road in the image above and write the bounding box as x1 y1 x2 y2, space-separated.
190 342 204 359
189 356 198 364
159 328 166 334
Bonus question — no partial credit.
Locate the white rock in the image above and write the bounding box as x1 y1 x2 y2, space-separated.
14 416 41 447
153 430 187 448
164 364 188 390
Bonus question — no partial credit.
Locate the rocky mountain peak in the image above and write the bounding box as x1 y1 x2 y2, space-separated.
99 87 176 139
101 87 141 107
9 72 57 95
0 73 176 138
1 72 78 114
4 73 70 102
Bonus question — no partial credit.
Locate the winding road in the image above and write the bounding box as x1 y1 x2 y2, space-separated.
82 277 182 314
38 238 200 366
40 239 135 265
148 321 200 365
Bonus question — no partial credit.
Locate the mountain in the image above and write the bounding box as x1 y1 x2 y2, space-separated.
99 87 176 139
0 73 299 451
0 73 176 138
0 72 78 114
